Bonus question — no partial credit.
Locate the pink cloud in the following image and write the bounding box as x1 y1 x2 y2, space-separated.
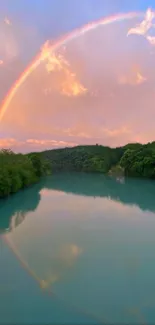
4 17 12 26
0 138 78 153
26 138 78 148
118 70 146 86
0 138 24 149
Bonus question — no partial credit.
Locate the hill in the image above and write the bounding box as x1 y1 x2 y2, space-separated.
42 142 155 178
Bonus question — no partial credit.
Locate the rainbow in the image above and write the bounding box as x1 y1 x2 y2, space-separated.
2 234 106 322
2 234 42 285
0 11 143 121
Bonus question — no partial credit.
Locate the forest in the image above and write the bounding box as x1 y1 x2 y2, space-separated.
0 149 50 198
42 141 155 178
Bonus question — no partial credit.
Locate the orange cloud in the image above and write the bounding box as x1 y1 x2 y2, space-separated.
26 138 78 148
63 127 92 139
59 125 132 142
0 138 24 149
41 42 87 97
0 138 78 151
0 137 78 153
101 126 131 138
118 67 146 86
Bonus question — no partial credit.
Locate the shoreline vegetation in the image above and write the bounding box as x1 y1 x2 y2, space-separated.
1 141 155 198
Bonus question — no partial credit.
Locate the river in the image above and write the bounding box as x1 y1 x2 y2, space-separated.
0 173 155 324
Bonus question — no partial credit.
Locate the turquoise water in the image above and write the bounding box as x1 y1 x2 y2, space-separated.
0 173 155 324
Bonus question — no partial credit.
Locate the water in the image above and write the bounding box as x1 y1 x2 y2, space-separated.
0 173 155 324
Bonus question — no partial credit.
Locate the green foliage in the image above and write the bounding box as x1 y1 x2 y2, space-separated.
0 167 11 197
42 145 123 173
42 141 155 180
28 153 43 177
108 165 124 177
7 166 22 193
1 140 155 199
120 145 155 178
0 149 51 198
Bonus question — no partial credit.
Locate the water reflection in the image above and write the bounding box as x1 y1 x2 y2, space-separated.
1 173 155 234
1 173 155 323
0 182 41 233
45 173 155 213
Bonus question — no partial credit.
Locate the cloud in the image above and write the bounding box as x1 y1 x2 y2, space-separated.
26 138 78 148
127 8 155 46
118 68 146 86
63 127 92 138
62 125 131 140
41 42 87 97
0 15 40 67
0 14 44 106
4 17 12 26
101 126 131 138
0 137 78 153
0 138 24 149
0 126 133 153
0 26 19 63
146 35 155 45
127 8 154 37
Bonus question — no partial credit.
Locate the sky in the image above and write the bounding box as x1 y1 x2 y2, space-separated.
0 0 155 152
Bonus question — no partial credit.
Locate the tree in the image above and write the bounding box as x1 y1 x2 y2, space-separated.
0 149 51 198
0 168 11 197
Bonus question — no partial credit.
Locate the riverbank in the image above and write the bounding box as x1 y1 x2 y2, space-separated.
0 150 50 198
